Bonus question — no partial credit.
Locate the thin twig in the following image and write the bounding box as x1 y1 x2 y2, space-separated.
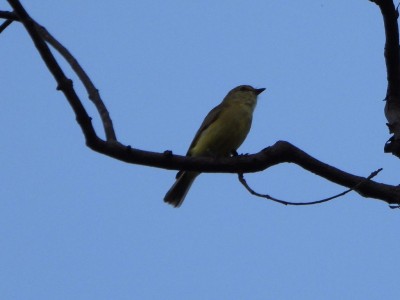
238 168 383 206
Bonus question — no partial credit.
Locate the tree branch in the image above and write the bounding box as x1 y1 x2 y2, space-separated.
6 1 99 146
3 1 400 206
370 0 400 156
0 18 12 33
0 10 18 21
0 10 117 142
238 168 383 206
35 24 117 142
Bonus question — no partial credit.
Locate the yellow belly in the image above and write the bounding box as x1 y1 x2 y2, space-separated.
190 104 253 157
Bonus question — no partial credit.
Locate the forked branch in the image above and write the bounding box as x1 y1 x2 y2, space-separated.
2 0 400 206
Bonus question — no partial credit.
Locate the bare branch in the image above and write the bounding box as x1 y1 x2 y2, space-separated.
4 0 400 207
238 169 383 206
7 0 99 143
0 19 13 33
34 24 117 142
0 11 18 21
369 0 400 156
0 10 116 142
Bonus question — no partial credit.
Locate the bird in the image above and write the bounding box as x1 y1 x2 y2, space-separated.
164 85 265 207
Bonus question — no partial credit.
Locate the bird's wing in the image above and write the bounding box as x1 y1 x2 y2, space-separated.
174 103 225 180
186 103 225 156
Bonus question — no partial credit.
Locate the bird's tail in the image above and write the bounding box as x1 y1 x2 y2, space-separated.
164 171 199 207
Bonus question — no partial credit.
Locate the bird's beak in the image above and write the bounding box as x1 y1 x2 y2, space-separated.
255 88 266 95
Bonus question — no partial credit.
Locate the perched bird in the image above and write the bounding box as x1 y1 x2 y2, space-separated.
164 85 265 207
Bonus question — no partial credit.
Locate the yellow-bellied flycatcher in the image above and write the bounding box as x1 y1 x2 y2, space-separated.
164 85 265 207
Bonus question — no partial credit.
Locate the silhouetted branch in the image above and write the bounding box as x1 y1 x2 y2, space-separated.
0 10 17 21
3 0 400 206
0 10 116 142
6 1 99 145
0 19 12 33
238 168 383 206
35 24 117 142
370 0 400 156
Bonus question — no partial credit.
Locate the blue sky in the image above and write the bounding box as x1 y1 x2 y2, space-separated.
1 1 399 299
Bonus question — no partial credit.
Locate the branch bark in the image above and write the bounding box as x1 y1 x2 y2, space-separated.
2 1 400 206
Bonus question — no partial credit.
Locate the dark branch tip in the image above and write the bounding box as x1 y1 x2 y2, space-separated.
389 204 400 209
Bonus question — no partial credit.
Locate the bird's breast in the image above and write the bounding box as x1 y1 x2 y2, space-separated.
190 103 253 157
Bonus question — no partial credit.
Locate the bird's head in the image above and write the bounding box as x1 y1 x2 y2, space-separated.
222 85 266 108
